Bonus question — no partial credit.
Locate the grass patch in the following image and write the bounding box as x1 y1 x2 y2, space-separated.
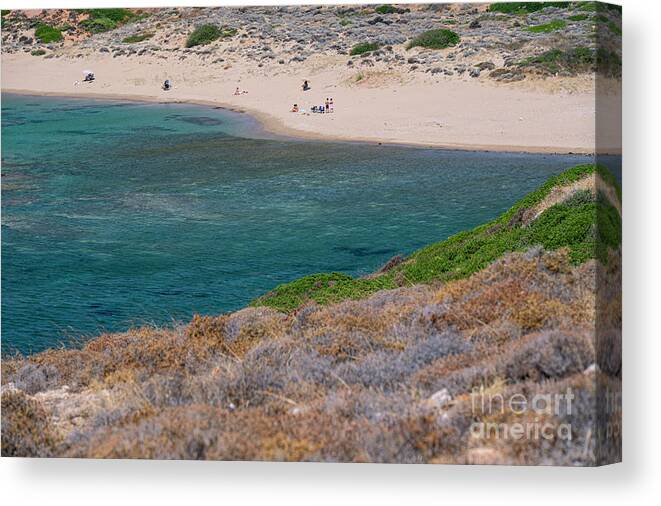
253 164 621 313
607 21 622 36
77 8 135 33
186 24 236 48
578 2 622 14
596 47 621 77
34 24 63 43
568 14 589 21
526 19 567 33
30 49 46 56
375 5 397 14
406 29 459 50
349 41 380 56
518 46 595 74
577 1 598 11
122 32 154 43
489 2 570 14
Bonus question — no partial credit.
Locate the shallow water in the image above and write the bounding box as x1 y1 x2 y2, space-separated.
1 93 597 354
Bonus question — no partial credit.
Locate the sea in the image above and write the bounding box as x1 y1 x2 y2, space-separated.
1 92 616 354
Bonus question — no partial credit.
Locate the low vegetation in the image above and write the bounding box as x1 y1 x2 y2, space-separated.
78 8 135 33
34 24 63 43
1 164 621 463
488 2 570 14
607 21 622 36
375 5 397 15
596 47 622 77
349 41 380 56
30 49 46 56
518 46 594 75
518 46 621 78
526 19 567 33
122 32 154 43
406 29 459 50
185 24 236 48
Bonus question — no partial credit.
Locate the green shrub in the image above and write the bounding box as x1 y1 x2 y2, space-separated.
526 19 567 33
607 21 622 36
577 1 598 11
122 32 154 43
518 46 595 74
31 49 46 56
349 41 380 55
489 2 570 14
78 8 134 22
375 5 397 14
80 17 117 33
596 47 621 77
568 14 589 21
253 164 621 312
78 8 135 33
34 24 63 43
186 24 236 48
406 29 459 50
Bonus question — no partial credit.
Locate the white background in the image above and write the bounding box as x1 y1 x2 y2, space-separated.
1 0 659 504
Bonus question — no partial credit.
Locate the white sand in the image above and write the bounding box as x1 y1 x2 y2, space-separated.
1 51 617 153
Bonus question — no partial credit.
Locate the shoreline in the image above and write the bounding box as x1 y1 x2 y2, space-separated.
3 87 603 155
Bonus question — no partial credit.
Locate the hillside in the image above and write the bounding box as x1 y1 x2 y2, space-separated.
2 4 621 82
1 164 621 464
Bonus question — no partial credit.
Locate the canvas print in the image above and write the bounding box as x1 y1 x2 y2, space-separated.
1 2 621 465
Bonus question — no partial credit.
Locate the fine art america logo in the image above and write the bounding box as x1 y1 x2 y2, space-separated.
470 386 574 441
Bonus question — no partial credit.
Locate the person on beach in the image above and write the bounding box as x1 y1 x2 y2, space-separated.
234 87 241 95
302 80 310 91
329 98 334 113
291 104 299 112
325 98 330 113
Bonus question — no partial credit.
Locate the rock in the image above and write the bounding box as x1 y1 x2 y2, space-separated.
469 20 481 29
425 388 452 410
476 61 495 71
99 47 110 53
469 67 481 77
584 363 599 375
0 382 18 395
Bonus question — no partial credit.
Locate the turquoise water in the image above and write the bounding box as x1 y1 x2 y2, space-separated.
1 93 592 354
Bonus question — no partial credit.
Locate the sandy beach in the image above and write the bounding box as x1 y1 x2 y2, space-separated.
1 5 624 153
3 51 604 153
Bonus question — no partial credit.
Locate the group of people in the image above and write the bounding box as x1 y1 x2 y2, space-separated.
290 81 335 114
227 80 332 114
311 98 334 114
291 97 335 115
